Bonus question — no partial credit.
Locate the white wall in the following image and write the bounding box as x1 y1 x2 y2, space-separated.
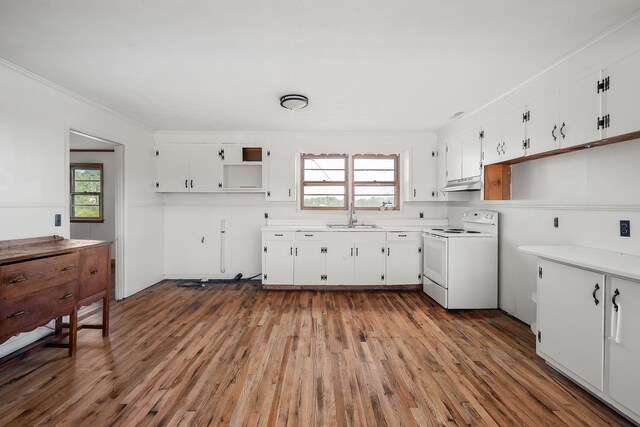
439 16 640 324
0 60 164 356
158 131 448 279
69 140 117 259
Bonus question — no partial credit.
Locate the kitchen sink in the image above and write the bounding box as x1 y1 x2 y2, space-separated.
327 224 379 229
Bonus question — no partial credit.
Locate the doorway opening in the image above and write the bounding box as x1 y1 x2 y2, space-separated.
67 129 125 301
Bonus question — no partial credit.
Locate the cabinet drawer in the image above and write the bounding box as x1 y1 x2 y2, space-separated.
352 232 386 243
295 232 324 241
0 280 76 341
265 231 294 241
78 246 110 302
386 232 422 241
0 253 79 300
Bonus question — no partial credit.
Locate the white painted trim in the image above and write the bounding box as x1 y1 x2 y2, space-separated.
0 58 154 132
0 203 66 208
448 202 640 211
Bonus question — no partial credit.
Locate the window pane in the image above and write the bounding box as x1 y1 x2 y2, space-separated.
354 195 395 208
303 185 345 195
303 158 345 170
303 195 345 208
74 181 101 192
303 169 345 182
73 205 100 218
73 194 99 206
353 158 395 170
353 170 395 182
354 185 396 196
74 168 101 180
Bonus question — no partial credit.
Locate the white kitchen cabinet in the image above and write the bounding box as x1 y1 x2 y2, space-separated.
325 242 355 284
605 50 640 139
558 71 602 148
385 232 422 285
406 142 437 201
480 116 502 166
263 241 294 285
461 129 482 178
353 243 385 285
537 259 605 391
294 240 325 285
525 92 560 156
265 146 296 202
480 107 525 165
155 143 221 192
445 138 462 181
607 276 640 416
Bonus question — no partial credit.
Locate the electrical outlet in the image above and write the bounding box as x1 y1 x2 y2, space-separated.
419 212 424 219
620 220 630 237
553 217 559 228
54 214 61 227
264 212 268 219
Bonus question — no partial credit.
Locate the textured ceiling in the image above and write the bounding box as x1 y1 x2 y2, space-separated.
0 0 638 131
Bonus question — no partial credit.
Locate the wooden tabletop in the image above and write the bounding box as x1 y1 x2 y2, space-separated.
0 235 111 265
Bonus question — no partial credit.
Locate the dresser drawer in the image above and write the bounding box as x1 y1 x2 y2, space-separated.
78 245 110 302
0 280 76 341
0 253 79 300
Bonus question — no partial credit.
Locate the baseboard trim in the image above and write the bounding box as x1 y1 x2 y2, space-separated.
262 284 422 291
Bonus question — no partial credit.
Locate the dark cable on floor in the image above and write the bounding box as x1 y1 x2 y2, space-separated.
176 273 261 288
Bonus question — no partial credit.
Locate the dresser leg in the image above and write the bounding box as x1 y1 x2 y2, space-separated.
102 296 110 337
69 308 77 357
54 317 63 335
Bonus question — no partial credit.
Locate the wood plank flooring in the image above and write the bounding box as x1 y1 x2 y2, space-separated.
0 281 631 426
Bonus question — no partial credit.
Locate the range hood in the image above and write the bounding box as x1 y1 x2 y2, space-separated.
441 176 481 192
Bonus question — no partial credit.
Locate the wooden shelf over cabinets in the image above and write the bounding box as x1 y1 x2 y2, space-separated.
483 164 511 200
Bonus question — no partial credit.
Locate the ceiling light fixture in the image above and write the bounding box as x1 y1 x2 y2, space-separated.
280 94 309 110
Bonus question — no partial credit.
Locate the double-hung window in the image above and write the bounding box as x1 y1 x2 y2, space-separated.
300 153 399 210
301 154 348 209
70 163 104 222
352 154 399 210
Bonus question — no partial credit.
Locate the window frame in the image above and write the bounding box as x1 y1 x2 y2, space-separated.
300 153 349 210
70 162 104 223
351 154 400 211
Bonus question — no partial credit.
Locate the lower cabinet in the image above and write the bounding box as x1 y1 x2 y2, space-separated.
262 230 419 286
608 277 640 416
385 232 423 285
535 259 640 423
537 260 605 390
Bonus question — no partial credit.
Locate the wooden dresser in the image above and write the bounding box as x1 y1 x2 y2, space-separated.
0 235 111 368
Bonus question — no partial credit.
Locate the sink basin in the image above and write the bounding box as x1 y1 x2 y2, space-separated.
327 224 378 229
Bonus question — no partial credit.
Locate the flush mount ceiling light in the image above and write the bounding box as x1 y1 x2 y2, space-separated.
280 94 309 110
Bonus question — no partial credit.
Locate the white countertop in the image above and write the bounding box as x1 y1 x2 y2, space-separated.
261 225 427 232
520 245 640 281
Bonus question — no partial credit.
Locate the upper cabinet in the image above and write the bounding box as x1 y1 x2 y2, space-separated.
155 143 264 193
557 71 603 149
405 140 438 201
445 137 462 181
525 92 560 156
461 129 482 178
605 50 640 138
481 107 525 165
264 146 296 202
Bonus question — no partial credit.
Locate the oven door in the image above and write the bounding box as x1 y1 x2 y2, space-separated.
423 233 448 287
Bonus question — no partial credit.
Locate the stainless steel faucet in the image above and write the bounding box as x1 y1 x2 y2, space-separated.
349 200 358 226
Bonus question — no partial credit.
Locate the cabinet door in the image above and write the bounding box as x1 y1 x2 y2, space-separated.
445 138 462 181
559 72 602 148
385 242 421 285
189 145 223 192
526 92 560 156
461 129 482 179
220 145 242 163
354 244 385 285
265 146 296 202
294 241 324 285
608 277 640 415
264 241 294 285
435 141 448 200
155 144 190 192
605 50 640 139
325 243 354 284
409 142 437 201
537 260 605 391
500 107 526 161
481 117 502 166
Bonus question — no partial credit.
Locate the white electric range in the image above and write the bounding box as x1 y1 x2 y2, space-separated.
422 210 498 309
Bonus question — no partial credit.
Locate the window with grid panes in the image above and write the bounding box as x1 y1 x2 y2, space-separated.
300 154 348 209
352 154 399 210
70 163 104 222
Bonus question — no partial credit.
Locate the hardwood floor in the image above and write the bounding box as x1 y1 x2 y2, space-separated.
0 282 631 426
